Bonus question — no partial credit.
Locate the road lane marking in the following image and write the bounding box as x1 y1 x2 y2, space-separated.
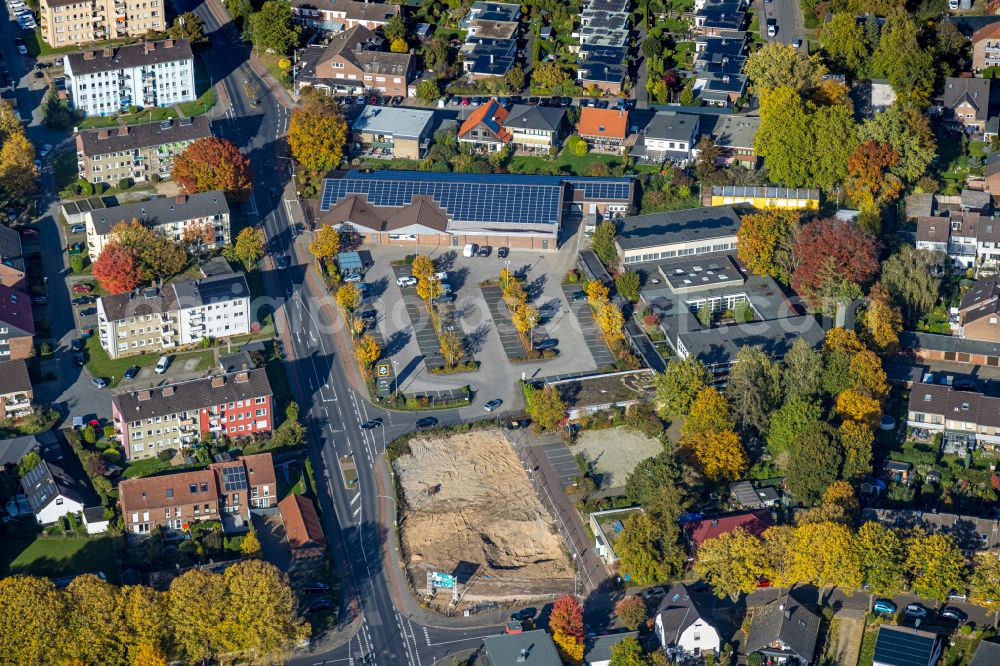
425 633 497 647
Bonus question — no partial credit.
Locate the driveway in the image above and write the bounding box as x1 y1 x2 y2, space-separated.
252 511 293 571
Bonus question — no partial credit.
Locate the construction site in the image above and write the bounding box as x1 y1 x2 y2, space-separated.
393 429 575 612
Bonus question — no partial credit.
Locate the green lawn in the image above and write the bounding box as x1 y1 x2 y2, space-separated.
122 456 174 479
857 619 879 666
277 461 306 499
0 532 121 583
23 28 134 59
54 149 79 192
84 336 216 387
509 145 624 176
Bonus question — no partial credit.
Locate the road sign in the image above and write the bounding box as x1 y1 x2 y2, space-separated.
428 571 456 589
377 363 391 377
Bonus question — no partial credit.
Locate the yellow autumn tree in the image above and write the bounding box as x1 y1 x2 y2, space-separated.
788 521 862 590
553 629 584 663
0 575 64 665
681 387 735 439
410 255 434 282
512 303 540 336
835 389 881 426
596 301 625 343
839 419 874 480
355 334 381 372
824 326 865 354
849 349 889 400
308 224 340 260
336 283 362 313
688 429 747 481
132 643 168 666
970 551 1000 612
863 282 903 351
241 529 262 559
288 87 348 174
694 527 768 600
586 279 610 305
416 276 443 303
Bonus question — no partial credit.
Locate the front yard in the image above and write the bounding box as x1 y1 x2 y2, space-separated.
83 336 215 387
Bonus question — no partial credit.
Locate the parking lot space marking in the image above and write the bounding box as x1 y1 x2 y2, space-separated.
539 442 582 487
559 284 616 368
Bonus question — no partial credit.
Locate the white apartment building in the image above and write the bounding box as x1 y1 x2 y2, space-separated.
97 270 251 359
64 39 195 117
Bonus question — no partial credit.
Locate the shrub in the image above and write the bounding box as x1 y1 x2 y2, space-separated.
117 178 131 190
77 179 93 196
103 425 115 439
70 253 86 273
157 449 174 463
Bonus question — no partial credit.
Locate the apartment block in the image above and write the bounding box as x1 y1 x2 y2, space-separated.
86 191 230 259
295 25 413 98
64 39 195 117
76 115 210 184
118 452 277 534
39 0 164 47
907 381 1000 453
973 23 1000 73
97 270 251 359
111 368 273 461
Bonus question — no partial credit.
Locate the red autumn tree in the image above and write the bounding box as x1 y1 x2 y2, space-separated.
549 594 585 642
92 240 141 294
172 137 253 202
791 218 879 308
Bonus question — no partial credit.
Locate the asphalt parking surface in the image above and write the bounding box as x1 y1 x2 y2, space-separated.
538 442 582 488
560 284 616 369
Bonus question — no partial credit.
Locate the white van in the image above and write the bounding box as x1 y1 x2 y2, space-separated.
463 243 477 258
154 356 170 374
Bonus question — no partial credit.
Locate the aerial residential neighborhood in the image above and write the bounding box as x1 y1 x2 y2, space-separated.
6 0 1000 665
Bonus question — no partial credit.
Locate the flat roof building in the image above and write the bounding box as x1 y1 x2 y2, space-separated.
351 106 435 160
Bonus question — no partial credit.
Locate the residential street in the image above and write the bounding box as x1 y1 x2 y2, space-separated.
760 0 807 49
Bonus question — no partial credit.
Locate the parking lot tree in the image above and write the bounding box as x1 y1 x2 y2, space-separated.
736 209 800 284
173 137 253 201
862 283 902 351
726 346 782 435
791 218 880 309
355 334 381 373
596 301 626 344
586 279 610 305
880 245 943 327
854 521 906 597
308 224 340 260
523 382 566 430
614 595 647 632
786 421 842 506
694 527 768 600
289 88 348 175
838 419 874 480
754 87 811 187
744 42 827 96
169 12 206 44
416 276 444 303
906 532 966 603
591 219 618 268
336 283 362 313
248 1 300 56
512 303 540 339
616 512 675 585
0 575 64 665
93 241 142 294
970 551 1000 613
654 356 711 421
766 396 822 458
410 255 434 282
439 330 464 367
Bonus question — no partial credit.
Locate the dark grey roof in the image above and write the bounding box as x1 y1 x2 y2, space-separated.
89 191 229 236
0 358 31 397
584 632 638 663
112 368 272 421
638 112 699 142
171 272 250 309
82 506 107 523
872 626 939 666
0 432 54 469
60 197 107 218
617 205 743 251
970 640 1000 666
20 459 88 514
77 116 210 157
943 77 996 122
65 39 193 77
98 286 177 323
657 583 715 644
482 630 562 666
0 223 24 275
504 105 566 133
464 38 518 76
961 274 1000 312
677 315 826 369
745 596 820 663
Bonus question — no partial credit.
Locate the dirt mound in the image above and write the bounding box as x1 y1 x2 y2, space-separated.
394 430 573 594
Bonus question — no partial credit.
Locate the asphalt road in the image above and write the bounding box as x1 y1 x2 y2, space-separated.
760 0 806 49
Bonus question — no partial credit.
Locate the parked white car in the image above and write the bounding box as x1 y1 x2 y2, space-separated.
396 276 417 287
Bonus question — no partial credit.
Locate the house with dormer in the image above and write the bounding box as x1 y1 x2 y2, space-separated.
655 583 722 658
941 77 999 135
458 99 511 152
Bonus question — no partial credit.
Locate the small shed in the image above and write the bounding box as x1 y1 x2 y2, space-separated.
540 27 553 40
415 23 432 41
336 251 365 278
82 506 109 535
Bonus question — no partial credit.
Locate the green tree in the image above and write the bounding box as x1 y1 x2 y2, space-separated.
232 227 265 271
416 78 441 103
169 12 207 43
17 450 42 476
591 220 618 267
754 86 812 187
744 42 827 95
725 346 782 434
616 512 675 585
906 532 966 603
624 451 684 507
786 421 842 506
881 245 943 327
248 1 300 56
615 271 641 302
858 103 936 182
808 103 858 192
654 357 711 420
695 527 768 600
383 14 407 42
869 13 934 106
609 634 650 666
614 595 647 632
855 521 906 597
523 383 566 430
531 61 573 91
820 12 868 74
766 397 822 458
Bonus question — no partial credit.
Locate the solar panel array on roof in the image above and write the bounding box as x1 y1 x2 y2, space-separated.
872 627 937 666
221 466 248 491
566 180 632 200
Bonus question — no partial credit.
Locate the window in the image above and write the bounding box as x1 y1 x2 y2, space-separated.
189 484 197 493
166 488 173 498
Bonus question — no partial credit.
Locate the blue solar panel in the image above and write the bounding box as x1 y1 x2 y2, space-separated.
319 171 633 226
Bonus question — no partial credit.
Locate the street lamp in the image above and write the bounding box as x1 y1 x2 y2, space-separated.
376 494 398 527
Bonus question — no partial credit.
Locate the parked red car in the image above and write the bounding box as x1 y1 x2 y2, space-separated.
71 283 94 294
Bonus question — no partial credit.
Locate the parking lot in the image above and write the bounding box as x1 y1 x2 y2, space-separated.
361 245 603 411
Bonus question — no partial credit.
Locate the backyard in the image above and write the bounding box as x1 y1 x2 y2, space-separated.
0 524 121 583
83 336 216 387
509 145 627 176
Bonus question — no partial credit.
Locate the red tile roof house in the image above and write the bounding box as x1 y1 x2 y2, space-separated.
457 99 511 153
279 493 328 559
683 510 775 553
577 107 630 155
118 452 277 537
